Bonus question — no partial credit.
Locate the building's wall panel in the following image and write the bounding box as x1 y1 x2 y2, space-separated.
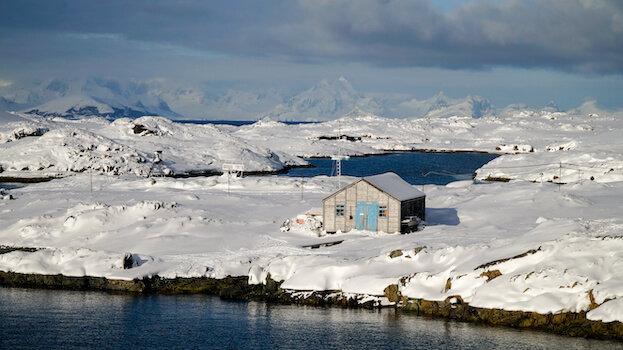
388 198 401 233
323 195 336 233
345 184 357 232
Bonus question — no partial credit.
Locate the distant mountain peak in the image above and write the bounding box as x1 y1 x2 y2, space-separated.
45 79 69 94
432 91 447 99
397 92 494 119
545 101 559 112
314 79 330 88
257 77 382 121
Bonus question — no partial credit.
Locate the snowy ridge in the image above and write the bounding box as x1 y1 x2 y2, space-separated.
26 93 181 120
0 114 305 176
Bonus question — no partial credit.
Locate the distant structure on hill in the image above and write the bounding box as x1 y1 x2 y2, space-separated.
323 172 425 234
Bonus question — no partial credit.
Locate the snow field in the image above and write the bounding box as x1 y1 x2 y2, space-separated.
2 171 623 321
2 108 623 322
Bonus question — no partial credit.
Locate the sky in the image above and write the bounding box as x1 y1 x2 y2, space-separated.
1 0 622 111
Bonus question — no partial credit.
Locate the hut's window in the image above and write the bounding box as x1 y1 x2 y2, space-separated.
335 205 345 217
379 206 387 217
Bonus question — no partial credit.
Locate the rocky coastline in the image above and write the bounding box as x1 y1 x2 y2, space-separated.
1 270 622 342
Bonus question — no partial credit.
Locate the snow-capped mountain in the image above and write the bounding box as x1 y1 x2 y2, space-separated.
395 91 495 119
26 94 181 120
0 78 182 120
257 77 385 121
0 78 288 121
4 76 614 122
568 99 612 117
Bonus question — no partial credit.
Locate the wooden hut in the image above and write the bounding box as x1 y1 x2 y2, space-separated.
323 172 425 234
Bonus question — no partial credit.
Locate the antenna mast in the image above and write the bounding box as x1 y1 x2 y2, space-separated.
331 119 349 189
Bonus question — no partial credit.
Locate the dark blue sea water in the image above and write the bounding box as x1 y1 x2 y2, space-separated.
0 288 618 350
285 152 499 186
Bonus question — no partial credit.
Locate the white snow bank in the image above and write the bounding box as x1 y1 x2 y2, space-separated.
0 248 130 278
588 298 623 323
0 114 306 176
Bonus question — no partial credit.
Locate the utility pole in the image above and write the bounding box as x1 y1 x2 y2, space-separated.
559 161 562 191
222 163 244 196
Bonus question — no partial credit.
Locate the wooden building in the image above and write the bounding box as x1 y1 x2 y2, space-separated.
323 172 425 234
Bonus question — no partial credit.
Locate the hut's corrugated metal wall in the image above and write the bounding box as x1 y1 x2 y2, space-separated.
323 180 402 233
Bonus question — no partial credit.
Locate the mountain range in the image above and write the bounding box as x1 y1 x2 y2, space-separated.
0 76 588 121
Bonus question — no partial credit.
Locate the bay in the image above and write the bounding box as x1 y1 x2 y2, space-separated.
174 119 499 186
0 288 618 350
284 152 499 186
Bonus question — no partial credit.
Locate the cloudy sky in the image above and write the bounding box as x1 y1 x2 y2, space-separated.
1 0 622 110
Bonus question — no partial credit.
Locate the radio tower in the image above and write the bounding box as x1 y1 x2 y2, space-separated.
331 120 349 189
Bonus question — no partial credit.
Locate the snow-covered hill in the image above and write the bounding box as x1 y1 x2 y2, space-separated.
0 113 305 177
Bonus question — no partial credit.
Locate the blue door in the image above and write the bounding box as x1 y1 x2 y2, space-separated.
356 202 378 231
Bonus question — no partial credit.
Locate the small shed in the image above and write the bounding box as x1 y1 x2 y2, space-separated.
323 172 425 234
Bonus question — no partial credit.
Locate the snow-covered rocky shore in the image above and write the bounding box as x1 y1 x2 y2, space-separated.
2 108 623 335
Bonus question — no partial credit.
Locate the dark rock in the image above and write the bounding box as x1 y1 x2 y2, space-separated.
123 253 134 269
389 250 403 258
219 285 246 300
479 269 502 281
132 124 156 135
12 127 47 140
0 246 40 254
398 295 623 341
0 271 144 292
384 284 407 305
443 278 452 292
476 249 538 270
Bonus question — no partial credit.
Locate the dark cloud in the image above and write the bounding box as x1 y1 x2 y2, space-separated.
269 0 623 74
0 0 622 75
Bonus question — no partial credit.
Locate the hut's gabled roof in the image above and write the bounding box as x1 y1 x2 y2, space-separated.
363 172 425 201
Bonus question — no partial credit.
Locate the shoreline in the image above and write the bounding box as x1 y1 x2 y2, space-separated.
1 270 621 342
0 148 496 183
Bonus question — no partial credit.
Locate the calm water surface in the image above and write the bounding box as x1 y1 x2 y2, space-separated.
285 152 499 186
0 288 618 350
